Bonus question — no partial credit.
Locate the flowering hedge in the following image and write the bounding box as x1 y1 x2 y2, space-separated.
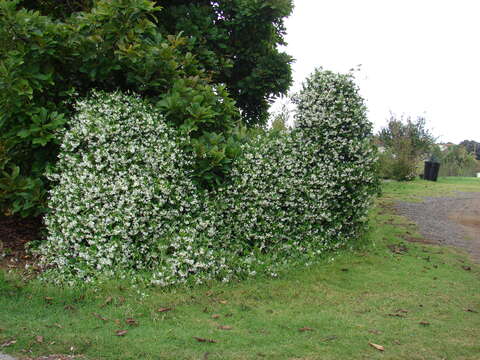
40 69 378 285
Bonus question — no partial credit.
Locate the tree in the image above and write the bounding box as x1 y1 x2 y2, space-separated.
438 145 479 177
18 0 295 127
459 140 480 160
377 114 436 180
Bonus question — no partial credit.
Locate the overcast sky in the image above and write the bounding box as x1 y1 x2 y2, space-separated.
276 0 480 143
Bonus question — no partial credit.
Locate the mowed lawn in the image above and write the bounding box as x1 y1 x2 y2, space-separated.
1 178 479 360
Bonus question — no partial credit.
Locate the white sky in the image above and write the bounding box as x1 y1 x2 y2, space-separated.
275 0 480 143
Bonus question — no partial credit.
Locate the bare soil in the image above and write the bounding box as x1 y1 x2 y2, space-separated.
395 192 480 262
0 215 42 271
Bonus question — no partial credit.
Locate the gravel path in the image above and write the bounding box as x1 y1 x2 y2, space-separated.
395 192 480 262
0 354 16 360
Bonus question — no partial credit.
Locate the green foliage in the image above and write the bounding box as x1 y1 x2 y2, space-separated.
459 139 480 160
0 0 240 215
18 0 295 126
152 0 295 126
437 145 479 177
377 114 436 181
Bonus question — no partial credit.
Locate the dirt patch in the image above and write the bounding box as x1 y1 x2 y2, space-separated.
395 192 480 262
0 215 43 271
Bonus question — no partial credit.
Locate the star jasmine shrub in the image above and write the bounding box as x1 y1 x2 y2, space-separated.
194 68 379 275
39 91 200 284
40 68 378 286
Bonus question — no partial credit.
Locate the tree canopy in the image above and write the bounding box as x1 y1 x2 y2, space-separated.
18 0 295 126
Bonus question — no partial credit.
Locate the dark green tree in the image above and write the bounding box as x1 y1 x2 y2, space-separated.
459 140 480 160
19 0 295 126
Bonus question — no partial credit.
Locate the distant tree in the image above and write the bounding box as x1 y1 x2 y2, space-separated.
459 140 480 160
377 114 436 180
439 145 479 177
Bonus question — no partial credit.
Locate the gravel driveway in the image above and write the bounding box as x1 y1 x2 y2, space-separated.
395 192 480 262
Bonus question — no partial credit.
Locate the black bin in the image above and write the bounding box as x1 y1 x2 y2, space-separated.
424 161 440 181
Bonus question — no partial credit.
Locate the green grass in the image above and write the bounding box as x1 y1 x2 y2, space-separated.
1 177 480 359
382 176 480 202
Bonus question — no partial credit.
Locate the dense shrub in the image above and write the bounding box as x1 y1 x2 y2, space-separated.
40 69 378 286
40 92 199 281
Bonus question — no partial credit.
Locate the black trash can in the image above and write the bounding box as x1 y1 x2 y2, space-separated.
424 161 440 181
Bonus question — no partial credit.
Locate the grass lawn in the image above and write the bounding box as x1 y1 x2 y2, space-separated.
1 177 479 359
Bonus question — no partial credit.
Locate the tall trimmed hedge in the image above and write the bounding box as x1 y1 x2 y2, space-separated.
39 69 379 285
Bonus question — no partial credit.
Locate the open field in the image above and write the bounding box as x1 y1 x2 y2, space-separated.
1 178 479 360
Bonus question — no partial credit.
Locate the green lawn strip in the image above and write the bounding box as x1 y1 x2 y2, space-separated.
382 177 480 202
1 178 480 359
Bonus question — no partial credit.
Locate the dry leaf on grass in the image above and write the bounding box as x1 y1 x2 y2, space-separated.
211 314 221 319
194 337 217 343
92 313 108 322
115 329 128 336
369 343 385 351
462 266 472 271
101 296 113 307
157 307 172 313
125 318 138 326
218 325 233 330
298 327 314 332
36 335 44 343
419 321 430 326
1 339 16 347
219 300 228 305
465 308 478 313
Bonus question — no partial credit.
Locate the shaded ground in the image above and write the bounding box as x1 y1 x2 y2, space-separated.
396 192 480 262
0 215 42 271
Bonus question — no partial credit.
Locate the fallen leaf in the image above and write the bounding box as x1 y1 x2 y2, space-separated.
465 308 478 313
323 335 338 341
115 329 128 336
218 325 233 330
225 313 233 317
462 266 472 271
368 329 382 334
1 339 16 347
369 343 385 351
211 314 221 319
157 307 172 313
194 337 217 343
114 319 121 326
394 340 401 345
395 309 409 314
44 297 54 303
298 327 314 332
92 312 108 321
419 321 430 326
35 335 44 343
46 323 63 329
102 296 113 307
125 318 138 326
64 305 76 311
387 313 406 318
219 300 228 305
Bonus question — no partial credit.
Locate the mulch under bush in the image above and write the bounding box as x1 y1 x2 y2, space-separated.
0 215 43 270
